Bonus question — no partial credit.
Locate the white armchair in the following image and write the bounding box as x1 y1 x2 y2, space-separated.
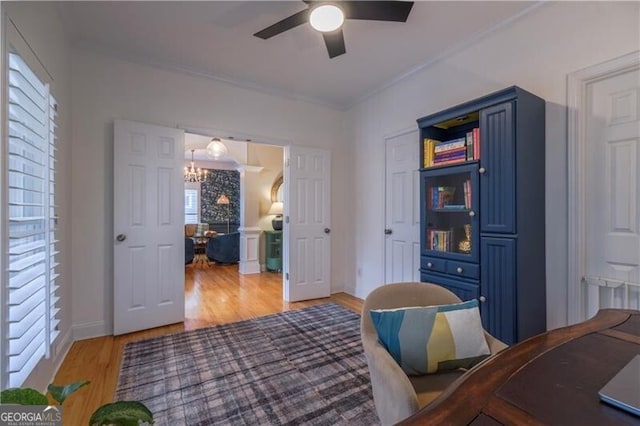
360 282 507 425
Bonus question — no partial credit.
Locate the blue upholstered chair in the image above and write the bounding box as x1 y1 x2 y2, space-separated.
185 237 195 265
206 232 240 264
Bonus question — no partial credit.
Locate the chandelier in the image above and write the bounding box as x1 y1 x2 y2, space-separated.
184 149 207 183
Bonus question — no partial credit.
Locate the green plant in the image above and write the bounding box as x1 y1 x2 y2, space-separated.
0 381 153 425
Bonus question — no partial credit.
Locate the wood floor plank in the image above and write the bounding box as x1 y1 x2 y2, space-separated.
54 264 363 425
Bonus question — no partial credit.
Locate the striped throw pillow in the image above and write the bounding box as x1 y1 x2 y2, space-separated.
370 299 490 375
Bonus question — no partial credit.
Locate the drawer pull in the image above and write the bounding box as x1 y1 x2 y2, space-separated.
456 267 463 273
427 262 433 268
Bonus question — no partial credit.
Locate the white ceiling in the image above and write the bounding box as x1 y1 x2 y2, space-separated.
58 1 537 109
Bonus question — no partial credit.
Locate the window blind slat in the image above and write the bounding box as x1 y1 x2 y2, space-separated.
9 338 45 375
9 343 45 387
9 252 46 272
8 301 45 337
8 319 44 357
9 276 45 306
9 289 46 322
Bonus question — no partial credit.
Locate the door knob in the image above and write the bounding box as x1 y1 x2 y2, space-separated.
468 210 475 217
479 167 486 174
384 229 393 235
116 234 126 242
479 296 487 303
324 228 331 234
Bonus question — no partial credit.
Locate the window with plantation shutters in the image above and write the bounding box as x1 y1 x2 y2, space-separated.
184 188 199 224
6 51 59 388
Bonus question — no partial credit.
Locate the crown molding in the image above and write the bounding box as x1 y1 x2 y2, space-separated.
71 2 545 113
347 1 547 110
72 39 346 111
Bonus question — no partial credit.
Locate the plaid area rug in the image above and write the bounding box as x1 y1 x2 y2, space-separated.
115 303 379 425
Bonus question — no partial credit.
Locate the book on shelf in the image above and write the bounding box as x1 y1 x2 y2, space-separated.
473 128 480 160
423 138 439 168
434 137 466 153
434 150 466 163
433 146 467 160
463 179 472 208
427 228 453 251
441 204 466 210
431 157 467 167
466 131 474 160
429 186 456 209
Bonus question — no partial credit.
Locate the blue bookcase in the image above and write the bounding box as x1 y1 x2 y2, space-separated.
417 86 546 345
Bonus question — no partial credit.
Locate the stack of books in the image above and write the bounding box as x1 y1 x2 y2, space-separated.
423 128 480 168
433 137 466 166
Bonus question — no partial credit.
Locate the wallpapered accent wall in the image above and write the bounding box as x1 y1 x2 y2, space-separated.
201 169 240 224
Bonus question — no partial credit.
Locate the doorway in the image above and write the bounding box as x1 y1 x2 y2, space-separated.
567 51 640 323
182 132 286 308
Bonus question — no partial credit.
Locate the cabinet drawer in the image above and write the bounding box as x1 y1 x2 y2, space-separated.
446 260 479 280
421 256 446 274
420 272 479 301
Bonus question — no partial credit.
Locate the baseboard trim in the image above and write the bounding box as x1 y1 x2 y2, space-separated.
239 260 261 275
72 320 109 340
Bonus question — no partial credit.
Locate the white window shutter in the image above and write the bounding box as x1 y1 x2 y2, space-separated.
6 52 59 387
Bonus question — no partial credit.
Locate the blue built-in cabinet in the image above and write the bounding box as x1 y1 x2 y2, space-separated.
417 86 546 345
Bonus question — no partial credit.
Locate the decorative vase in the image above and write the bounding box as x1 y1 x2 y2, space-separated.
458 224 472 254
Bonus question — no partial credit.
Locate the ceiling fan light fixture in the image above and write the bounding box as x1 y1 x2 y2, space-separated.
309 4 344 33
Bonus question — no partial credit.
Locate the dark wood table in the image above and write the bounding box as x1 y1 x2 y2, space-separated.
401 309 640 425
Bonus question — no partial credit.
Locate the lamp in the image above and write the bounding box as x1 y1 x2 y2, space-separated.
309 4 344 32
267 201 284 231
216 194 230 233
207 137 228 159
184 149 207 183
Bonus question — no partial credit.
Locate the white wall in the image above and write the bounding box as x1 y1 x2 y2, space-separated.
71 49 350 337
248 144 284 264
345 1 640 330
3 2 73 389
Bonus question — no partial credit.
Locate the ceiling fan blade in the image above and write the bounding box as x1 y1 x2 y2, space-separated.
342 1 414 22
322 30 346 59
254 9 310 39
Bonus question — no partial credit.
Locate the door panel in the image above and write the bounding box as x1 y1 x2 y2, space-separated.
585 69 640 315
114 120 185 335
480 102 516 234
284 146 331 301
481 237 516 345
385 130 420 283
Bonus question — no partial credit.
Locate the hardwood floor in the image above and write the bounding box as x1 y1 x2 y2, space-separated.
53 264 363 425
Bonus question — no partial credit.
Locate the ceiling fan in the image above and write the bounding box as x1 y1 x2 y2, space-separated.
254 1 414 59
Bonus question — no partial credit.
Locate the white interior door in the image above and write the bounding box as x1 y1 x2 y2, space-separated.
114 120 185 335
584 67 640 316
283 146 331 302
385 130 421 283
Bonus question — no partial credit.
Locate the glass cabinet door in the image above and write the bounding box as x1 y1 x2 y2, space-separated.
421 163 479 262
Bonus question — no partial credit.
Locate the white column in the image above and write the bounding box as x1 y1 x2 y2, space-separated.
238 164 263 274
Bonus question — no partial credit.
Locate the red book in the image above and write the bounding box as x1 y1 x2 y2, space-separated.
473 128 480 159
